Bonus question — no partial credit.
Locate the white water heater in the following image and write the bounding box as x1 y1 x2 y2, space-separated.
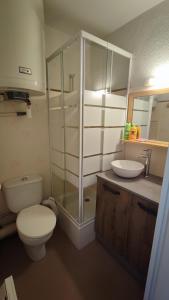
0 0 45 98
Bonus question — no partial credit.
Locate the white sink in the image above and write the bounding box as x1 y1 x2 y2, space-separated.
110 160 145 178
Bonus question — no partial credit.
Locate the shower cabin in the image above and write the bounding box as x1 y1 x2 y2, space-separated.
47 31 132 247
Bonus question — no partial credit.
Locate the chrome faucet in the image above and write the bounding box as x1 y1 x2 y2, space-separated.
139 149 152 177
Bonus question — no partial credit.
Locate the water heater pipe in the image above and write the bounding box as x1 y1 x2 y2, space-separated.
0 223 16 240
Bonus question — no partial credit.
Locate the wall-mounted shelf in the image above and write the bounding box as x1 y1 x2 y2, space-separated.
124 139 169 149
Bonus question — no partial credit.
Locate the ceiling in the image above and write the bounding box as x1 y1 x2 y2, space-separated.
44 0 165 36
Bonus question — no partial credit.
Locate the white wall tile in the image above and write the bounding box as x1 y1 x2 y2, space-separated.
51 150 64 169
103 128 124 154
66 171 79 188
83 173 98 188
83 128 102 156
84 90 103 106
49 109 64 151
49 110 64 129
83 156 102 175
104 94 127 108
51 164 64 180
65 106 79 127
49 94 62 108
65 128 79 156
102 152 124 171
50 126 64 152
66 154 79 175
104 108 126 126
84 106 102 127
133 110 149 125
134 98 149 110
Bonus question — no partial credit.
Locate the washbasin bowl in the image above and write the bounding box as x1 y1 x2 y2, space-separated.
110 160 145 178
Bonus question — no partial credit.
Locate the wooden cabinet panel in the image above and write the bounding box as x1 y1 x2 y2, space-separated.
96 179 131 257
127 195 157 277
96 178 158 281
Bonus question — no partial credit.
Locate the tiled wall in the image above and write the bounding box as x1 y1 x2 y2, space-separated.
82 90 126 188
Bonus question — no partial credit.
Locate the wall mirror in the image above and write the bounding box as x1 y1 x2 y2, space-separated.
127 88 169 147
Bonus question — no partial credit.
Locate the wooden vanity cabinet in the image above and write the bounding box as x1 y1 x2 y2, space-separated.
127 195 157 277
96 177 158 281
96 178 131 258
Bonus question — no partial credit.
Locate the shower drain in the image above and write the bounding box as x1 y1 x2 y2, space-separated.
84 197 91 202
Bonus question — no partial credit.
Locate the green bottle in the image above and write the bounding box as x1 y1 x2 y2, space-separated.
124 122 131 140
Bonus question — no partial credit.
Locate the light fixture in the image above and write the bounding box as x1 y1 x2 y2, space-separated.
147 63 169 88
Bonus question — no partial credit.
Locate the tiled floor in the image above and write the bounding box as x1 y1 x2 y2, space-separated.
0 226 144 300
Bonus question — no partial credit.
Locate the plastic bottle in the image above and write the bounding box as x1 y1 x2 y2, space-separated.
136 126 141 139
129 124 137 140
124 122 131 140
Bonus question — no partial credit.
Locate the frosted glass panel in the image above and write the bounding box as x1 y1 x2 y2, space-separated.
103 128 124 154
84 106 102 127
105 94 127 108
84 90 103 106
104 108 126 126
63 39 80 222
85 40 108 91
83 156 101 175
83 128 102 156
111 52 130 96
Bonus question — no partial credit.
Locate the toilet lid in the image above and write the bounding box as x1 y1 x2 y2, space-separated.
16 204 56 238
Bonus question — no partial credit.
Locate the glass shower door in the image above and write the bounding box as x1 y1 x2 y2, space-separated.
82 39 108 222
62 38 81 223
47 38 81 224
47 53 65 208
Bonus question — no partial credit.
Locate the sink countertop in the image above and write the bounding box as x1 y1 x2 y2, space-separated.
97 171 162 205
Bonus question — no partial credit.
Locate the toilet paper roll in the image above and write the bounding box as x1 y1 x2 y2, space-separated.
42 197 58 216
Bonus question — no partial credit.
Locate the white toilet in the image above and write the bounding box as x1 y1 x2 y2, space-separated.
3 175 57 261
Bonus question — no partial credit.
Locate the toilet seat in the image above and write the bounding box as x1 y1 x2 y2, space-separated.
16 204 56 239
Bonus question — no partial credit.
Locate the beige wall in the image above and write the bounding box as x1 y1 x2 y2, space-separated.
0 25 71 216
0 96 50 214
45 25 70 57
124 143 167 178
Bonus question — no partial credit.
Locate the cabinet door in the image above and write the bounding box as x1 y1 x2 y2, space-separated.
127 195 157 277
96 179 131 257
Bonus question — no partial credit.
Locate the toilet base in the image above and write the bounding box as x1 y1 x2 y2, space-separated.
24 243 46 261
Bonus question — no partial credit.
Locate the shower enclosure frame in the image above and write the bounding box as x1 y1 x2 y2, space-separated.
46 30 132 226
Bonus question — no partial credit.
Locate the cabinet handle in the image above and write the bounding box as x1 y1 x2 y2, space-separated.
138 202 157 217
103 183 120 195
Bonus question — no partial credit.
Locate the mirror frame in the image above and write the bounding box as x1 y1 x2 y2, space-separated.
127 87 169 148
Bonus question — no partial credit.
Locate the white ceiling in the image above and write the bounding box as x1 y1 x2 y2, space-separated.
44 0 165 36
